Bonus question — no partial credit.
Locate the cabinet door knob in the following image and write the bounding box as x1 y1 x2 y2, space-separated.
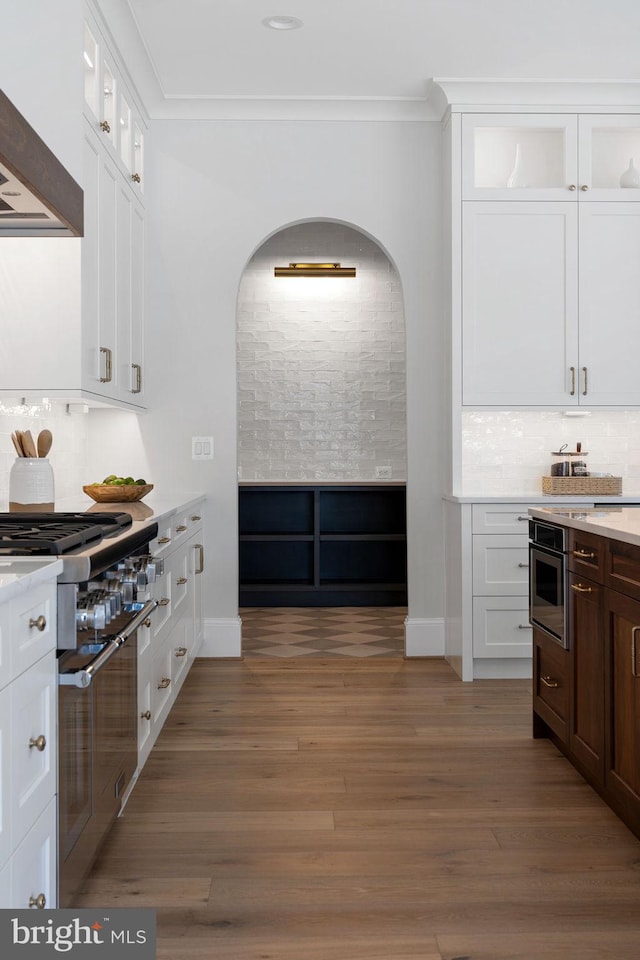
158 597 170 607
140 710 151 720
157 677 171 689
29 735 47 752
175 646 187 657
568 184 577 191
29 893 46 909
177 577 188 585
29 615 47 632
580 184 589 191
131 172 141 183
99 120 111 134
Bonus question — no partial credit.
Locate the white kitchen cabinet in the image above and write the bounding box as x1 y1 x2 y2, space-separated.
0 574 58 909
462 202 578 406
463 114 640 202
84 4 145 200
462 199 640 406
444 500 534 680
137 503 204 769
0 3 147 411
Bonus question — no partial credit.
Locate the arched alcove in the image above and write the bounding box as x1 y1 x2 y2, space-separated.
236 220 407 482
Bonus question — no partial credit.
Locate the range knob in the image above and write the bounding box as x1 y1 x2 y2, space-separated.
76 599 107 631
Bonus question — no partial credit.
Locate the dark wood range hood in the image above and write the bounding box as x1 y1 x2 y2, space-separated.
0 90 83 237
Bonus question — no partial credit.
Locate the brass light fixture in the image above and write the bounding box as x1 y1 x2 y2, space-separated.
274 262 356 278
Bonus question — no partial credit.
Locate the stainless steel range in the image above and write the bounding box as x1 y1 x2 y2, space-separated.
0 511 161 906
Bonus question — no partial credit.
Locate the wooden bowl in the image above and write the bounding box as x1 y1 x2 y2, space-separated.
83 483 154 503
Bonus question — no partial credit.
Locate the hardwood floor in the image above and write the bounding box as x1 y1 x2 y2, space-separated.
77 656 640 959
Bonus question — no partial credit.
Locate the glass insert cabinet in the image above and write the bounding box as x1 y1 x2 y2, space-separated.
463 114 640 201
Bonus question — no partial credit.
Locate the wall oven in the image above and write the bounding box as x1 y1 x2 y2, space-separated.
529 518 568 648
0 511 160 907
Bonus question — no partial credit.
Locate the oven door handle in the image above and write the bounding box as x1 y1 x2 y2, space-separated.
59 599 158 689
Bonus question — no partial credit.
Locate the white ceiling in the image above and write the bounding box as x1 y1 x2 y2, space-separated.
101 0 640 119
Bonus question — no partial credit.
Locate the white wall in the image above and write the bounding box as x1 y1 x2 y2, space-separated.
237 221 406 482
141 119 443 628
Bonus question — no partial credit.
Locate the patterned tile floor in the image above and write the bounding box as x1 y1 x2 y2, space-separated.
240 607 407 658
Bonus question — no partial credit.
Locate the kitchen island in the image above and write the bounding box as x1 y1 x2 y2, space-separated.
529 505 640 840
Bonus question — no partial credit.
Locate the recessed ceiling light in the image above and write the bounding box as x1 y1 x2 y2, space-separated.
262 15 303 30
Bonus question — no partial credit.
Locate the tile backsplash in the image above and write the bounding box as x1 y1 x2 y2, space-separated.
0 399 89 507
237 222 407 481
461 410 640 495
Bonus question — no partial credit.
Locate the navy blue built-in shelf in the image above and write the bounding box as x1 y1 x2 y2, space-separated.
239 484 407 606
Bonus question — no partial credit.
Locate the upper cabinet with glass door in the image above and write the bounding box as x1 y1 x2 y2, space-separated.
83 13 145 199
462 114 640 202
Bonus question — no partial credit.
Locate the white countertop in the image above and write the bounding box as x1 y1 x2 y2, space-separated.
529 505 640 547
444 494 640 504
0 557 63 603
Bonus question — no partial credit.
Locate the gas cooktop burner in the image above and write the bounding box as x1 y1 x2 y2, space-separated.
0 512 133 555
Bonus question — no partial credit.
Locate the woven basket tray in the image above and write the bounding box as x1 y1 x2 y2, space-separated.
542 476 622 496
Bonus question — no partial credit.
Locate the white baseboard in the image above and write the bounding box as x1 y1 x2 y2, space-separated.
200 617 243 657
404 617 445 657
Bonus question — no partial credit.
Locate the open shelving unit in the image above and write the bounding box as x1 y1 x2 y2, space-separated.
239 484 407 606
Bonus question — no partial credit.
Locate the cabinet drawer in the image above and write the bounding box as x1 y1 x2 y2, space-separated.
11 584 56 678
607 538 640 601
472 597 532 658
472 504 532 535
472 535 530 594
568 529 606 582
533 629 569 742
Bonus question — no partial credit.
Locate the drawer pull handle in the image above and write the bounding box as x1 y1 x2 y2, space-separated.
517 562 529 568
177 577 188 585
632 626 640 679
29 893 46 909
540 675 559 689
518 624 532 630
176 524 187 532
157 677 171 690
573 549 596 560
175 646 187 657
517 516 529 521
570 583 593 594
194 543 204 574
29 735 46 752
99 120 111 134
157 536 171 545
191 515 201 521
158 597 170 607
29 615 47 632
140 710 151 720
569 365 576 396
99 346 113 383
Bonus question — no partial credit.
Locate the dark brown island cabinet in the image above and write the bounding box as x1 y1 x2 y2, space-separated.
533 526 640 839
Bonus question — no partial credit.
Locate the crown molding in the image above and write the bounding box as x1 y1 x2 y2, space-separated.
428 78 640 118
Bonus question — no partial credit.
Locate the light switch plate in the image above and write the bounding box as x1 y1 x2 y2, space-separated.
192 436 214 460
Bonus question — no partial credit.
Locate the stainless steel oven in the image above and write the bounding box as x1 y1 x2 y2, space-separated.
529 518 568 648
